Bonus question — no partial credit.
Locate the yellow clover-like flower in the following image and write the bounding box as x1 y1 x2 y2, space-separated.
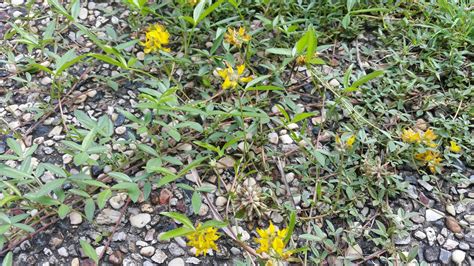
415 150 442 173
224 27 251 48
401 128 422 143
186 224 220 256
335 134 356 149
141 24 170 53
255 222 289 258
422 128 438 147
449 141 461 153
216 62 253 89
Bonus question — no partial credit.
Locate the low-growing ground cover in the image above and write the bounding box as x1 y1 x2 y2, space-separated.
0 0 472 265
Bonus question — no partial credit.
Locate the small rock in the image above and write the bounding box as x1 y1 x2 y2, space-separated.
394 234 411 245
108 250 123 265
198 204 209 216
439 248 451 264
40 77 52 85
71 258 80 266
329 79 340 87
285 172 295 183
418 179 433 191
11 0 25 6
69 211 82 225
425 227 437 245
57 247 68 257
464 214 474 224
414 231 426 240
215 196 227 207
168 258 185 266
446 204 456 216
168 243 185 256
279 134 293 144
446 216 462 233
159 188 172 205
48 126 63 137
216 156 235 169
176 143 192 151
268 132 279 144
186 257 200 264
115 126 126 135
129 213 151 228
109 193 127 209
426 209 444 222
230 226 250 241
140 246 155 257
458 242 469 250
151 249 167 264
271 212 284 224
345 244 363 260
137 52 145 61
79 8 88 20
287 123 298 130
86 90 97 98
452 250 466 265
96 208 122 225
424 246 440 262
112 232 127 242
443 239 459 250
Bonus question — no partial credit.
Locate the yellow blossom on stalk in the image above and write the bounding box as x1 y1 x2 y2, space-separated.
336 134 356 149
449 141 462 153
188 0 199 6
224 27 251 47
346 135 356 148
415 150 442 173
216 62 253 89
255 222 289 258
141 24 170 53
186 224 220 256
422 128 438 147
401 128 422 143
295 55 307 66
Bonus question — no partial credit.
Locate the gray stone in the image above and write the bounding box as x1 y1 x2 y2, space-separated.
140 246 155 257
168 243 185 256
11 0 25 6
426 209 445 222
109 193 127 209
69 211 82 225
96 208 122 225
230 226 250 241
443 238 459 250
268 132 279 144
168 258 185 266
151 249 167 264
446 204 456 216
424 246 439 262
425 227 437 246
57 247 68 257
129 213 151 228
185 257 201 264
418 179 433 191
451 250 465 265
414 231 426 240
439 248 451 264
279 134 293 144
394 234 411 245
79 8 88 20
345 244 363 260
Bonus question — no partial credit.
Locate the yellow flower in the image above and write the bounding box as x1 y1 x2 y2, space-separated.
186 224 220 256
401 128 421 143
336 134 356 149
449 141 461 153
422 128 438 147
141 24 170 53
255 222 289 258
296 55 307 66
188 0 199 6
224 27 251 48
216 62 253 89
415 150 442 173
346 135 356 148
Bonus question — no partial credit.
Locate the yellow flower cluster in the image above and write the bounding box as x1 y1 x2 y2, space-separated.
186 224 220 256
415 150 442 174
401 128 437 148
255 222 289 258
449 141 462 153
335 134 356 149
217 62 253 89
141 24 170 53
224 27 251 48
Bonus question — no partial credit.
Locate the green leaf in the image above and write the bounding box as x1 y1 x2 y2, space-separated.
81 128 97 151
57 204 71 219
80 240 98 264
191 191 202 214
73 152 89 166
40 163 68 178
343 64 353 88
137 144 159 157
161 212 194 229
28 178 65 197
245 85 284 91
96 189 112 209
6 138 22 157
0 166 34 179
196 0 224 24
284 211 296 245
266 48 293 56
70 0 80 20
111 183 140 202
84 198 96 222
193 0 206 24
158 227 194 241
291 112 315 123
351 70 384 89
13 223 35 233
200 220 228 229
2 251 13 266
108 172 133 182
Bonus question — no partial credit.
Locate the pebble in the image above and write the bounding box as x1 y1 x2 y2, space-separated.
279 134 293 144
425 227 437 245
57 247 68 257
345 244 363 260
414 231 426 240
417 179 433 191
329 79 340 87
109 193 127 209
446 216 462 233
230 226 250 241
446 204 456 216
71 258 79 266
186 257 201 264
176 143 192 151
96 208 122 225
137 52 145 61
12 11 22 18
426 209 444 222
151 249 167 264
140 246 155 257
69 211 82 225
458 242 469 250
79 8 88 20
464 214 474 224
115 126 126 135
443 238 459 250
48 126 63 137
268 132 279 144
129 213 151 228
168 258 185 266
168 243 185 256
394 234 411 245
424 246 440 262
198 204 209 216
285 172 295 183
271 212 284 224
216 156 235 169
452 250 466 265
40 77 52 85
215 196 227 207
112 232 127 242
439 248 451 264
11 0 25 6
86 90 97 98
